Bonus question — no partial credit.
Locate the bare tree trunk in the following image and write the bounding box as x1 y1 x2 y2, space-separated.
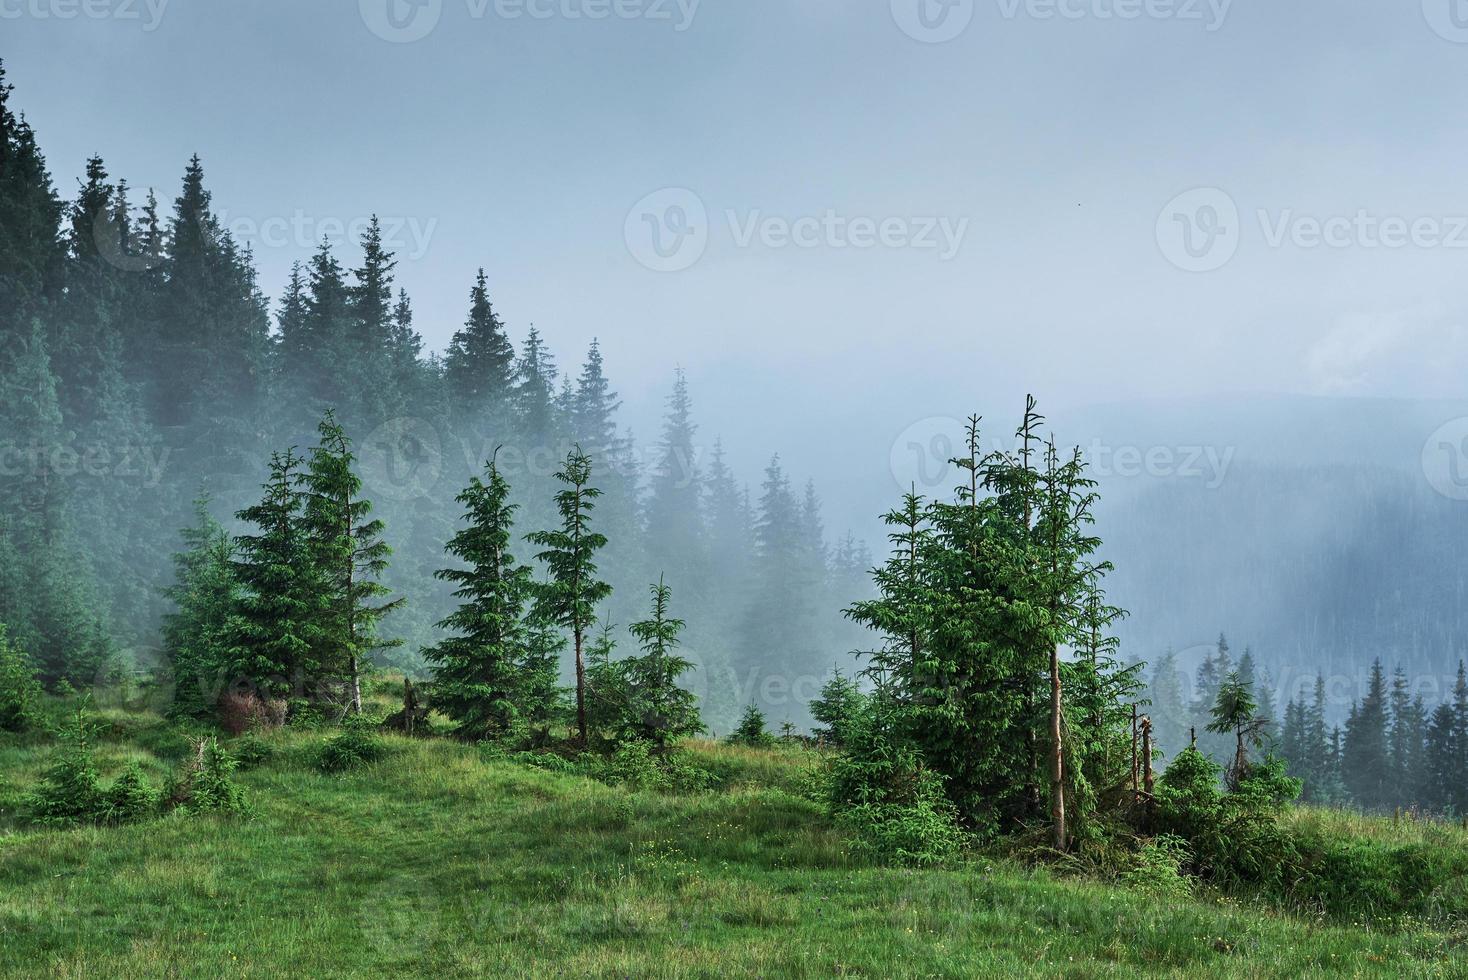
1141 717 1154 796
1130 704 1139 795
574 626 587 745
1050 640 1065 851
350 655 362 715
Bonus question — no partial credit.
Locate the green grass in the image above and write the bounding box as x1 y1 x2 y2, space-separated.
1 721 1466 978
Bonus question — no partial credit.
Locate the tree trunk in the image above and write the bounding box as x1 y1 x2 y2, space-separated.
1050 640 1065 851
349 655 362 715
574 626 587 745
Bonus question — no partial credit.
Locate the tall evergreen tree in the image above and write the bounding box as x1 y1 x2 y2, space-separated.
161 497 238 718
228 449 321 706
425 453 548 739
444 269 515 411
527 446 612 745
303 412 403 713
1342 659 1391 810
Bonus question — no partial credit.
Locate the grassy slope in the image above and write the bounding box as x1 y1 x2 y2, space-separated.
1 727 1464 979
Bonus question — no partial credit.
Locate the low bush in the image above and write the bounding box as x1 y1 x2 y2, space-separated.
825 702 963 867
171 737 249 815
318 719 387 774
0 626 43 734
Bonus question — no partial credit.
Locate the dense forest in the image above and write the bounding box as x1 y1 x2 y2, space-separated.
0 60 870 734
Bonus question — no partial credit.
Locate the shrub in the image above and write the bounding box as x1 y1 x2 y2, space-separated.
24 713 105 828
230 732 276 770
1154 746 1301 892
317 719 387 774
1121 835 1193 897
0 625 43 733
826 700 963 866
727 704 776 748
173 737 249 815
100 763 160 825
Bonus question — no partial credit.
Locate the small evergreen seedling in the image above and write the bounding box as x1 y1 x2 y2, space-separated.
728 704 776 747
177 738 249 815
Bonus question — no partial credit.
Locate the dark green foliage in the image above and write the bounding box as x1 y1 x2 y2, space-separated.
444 268 515 410
175 737 249 815
161 497 238 719
425 455 549 739
809 669 866 746
100 762 160 825
302 412 403 712
24 706 104 827
617 579 703 747
1206 670 1267 788
318 718 387 773
825 700 962 866
728 704 776 747
0 624 42 732
1153 746 1300 892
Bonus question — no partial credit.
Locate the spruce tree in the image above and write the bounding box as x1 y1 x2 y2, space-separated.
229 450 320 707
303 412 403 714
1342 659 1391 810
161 497 238 718
527 446 612 745
1206 670 1265 788
424 453 542 739
619 578 702 747
444 269 515 411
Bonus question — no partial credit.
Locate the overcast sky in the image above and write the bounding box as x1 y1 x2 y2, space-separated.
6 0 1468 533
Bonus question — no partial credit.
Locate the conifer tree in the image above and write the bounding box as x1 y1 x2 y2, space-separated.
1343 659 1390 810
1206 670 1266 788
527 446 612 745
424 453 543 739
444 269 515 410
161 497 238 718
229 449 320 706
618 578 702 747
303 412 403 713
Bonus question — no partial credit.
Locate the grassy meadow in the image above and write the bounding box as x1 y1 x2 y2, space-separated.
2 699 1467 979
